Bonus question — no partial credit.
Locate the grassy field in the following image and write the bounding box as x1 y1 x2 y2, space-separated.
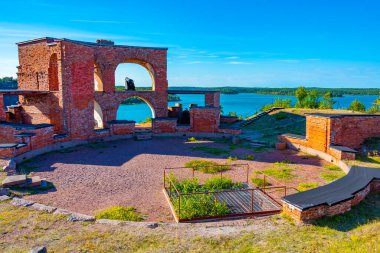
1 193 380 252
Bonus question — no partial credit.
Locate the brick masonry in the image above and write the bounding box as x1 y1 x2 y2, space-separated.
283 180 380 222
0 37 233 159
279 114 380 160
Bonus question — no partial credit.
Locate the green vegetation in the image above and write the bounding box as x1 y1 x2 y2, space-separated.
226 111 243 119
143 117 152 123
273 111 289 120
243 155 254 160
168 175 243 219
95 206 143 221
321 171 345 182
227 155 238 162
187 137 200 142
296 182 319 192
323 163 342 171
172 194 230 219
260 98 292 111
191 146 229 156
259 162 296 181
184 159 230 174
347 99 366 112
203 177 243 191
251 177 271 187
167 86 380 96
3 193 380 251
0 77 17 89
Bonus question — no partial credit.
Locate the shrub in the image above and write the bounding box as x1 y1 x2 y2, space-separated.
261 98 292 111
203 177 243 191
95 206 143 221
171 177 201 194
144 117 152 123
251 177 271 187
296 182 319 192
348 99 366 112
184 159 230 174
173 194 230 219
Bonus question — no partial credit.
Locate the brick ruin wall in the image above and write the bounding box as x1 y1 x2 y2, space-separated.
283 180 380 222
0 38 233 159
280 115 380 160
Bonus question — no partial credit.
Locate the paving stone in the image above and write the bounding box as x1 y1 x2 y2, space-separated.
11 197 34 207
2 175 27 187
67 212 95 222
30 203 57 213
0 195 11 201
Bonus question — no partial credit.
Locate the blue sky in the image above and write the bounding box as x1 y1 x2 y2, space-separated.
1 0 380 88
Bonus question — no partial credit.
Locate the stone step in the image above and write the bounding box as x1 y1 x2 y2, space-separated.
135 128 152 133
2 175 27 187
19 176 42 188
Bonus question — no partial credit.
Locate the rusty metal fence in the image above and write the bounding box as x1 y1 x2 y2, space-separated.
163 164 291 222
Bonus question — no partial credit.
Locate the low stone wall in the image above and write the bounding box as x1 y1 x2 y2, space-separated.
109 121 135 135
220 116 238 124
152 118 177 133
283 180 380 222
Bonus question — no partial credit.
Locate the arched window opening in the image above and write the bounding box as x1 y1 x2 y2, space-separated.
48 53 59 91
94 63 103 91
116 96 155 127
115 62 155 91
94 100 104 129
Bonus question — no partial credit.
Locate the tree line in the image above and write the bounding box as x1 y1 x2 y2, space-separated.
261 86 380 113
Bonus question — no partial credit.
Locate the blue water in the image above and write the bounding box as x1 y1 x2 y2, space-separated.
116 93 378 122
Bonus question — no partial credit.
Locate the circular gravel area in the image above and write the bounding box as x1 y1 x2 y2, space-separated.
23 137 330 222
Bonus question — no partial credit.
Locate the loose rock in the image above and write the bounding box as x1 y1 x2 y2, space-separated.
11 197 34 207
30 203 57 213
29 246 47 253
67 212 95 222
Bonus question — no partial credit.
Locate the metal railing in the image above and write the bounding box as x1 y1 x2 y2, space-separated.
163 164 288 222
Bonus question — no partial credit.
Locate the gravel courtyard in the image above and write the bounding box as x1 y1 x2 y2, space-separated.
22 137 331 222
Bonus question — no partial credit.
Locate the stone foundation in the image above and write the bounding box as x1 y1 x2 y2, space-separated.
283 180 380 222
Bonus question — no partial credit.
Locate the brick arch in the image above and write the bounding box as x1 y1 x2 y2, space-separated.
116 95 156 119
94 91 165 125
115 59 156 90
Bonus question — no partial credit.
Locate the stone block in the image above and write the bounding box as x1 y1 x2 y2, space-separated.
0 195 11 201
11 197 34 207
30 203 57 213
19 176 42 188
2 174 27 187
67 212 95 222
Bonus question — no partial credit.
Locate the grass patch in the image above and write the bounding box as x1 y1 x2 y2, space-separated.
252 146 267 153
260 162 296 181
243 155 254 160
323 163 342 171
191 146 229 156
227 155 238 162
296 182 319 192
187 137 200 142
273 112 289 120
184 159 230 174
251 177 271 187
95 206 143 221
321 171 345 182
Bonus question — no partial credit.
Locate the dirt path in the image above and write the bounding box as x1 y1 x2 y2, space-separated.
23 137 329 221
